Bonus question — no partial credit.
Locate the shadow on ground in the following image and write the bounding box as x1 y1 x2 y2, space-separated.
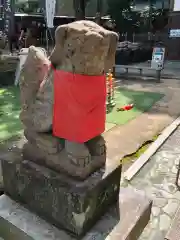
0 86 22 142
106 87 164 126
115 79 180 118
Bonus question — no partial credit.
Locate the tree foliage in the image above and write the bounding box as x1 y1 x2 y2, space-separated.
107 0 168 33
107 0 135 32
15 1 42 14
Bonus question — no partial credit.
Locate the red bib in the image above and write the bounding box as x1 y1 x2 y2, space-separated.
53 70 106 143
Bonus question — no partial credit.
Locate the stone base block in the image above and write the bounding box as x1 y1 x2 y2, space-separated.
0 188 152 240
22 139 106 180
1 155 121 237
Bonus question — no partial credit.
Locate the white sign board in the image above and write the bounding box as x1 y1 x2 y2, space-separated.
45 0 56 28
14 48 29 86
151 47 165 71
174 0 180 11
169 29 180 38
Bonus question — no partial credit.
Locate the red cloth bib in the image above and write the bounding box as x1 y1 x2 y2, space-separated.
53 70 106 143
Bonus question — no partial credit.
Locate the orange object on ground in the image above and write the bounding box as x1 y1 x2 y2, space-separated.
117 103 134 112
53 70 106 143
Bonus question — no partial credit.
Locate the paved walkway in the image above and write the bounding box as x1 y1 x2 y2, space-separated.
122 126 180 239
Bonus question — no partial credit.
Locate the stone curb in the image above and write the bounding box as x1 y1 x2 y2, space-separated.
124 117 180 181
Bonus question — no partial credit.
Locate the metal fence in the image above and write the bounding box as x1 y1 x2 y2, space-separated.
119 32 169 43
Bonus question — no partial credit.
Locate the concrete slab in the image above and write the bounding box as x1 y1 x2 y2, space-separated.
0 188 152 240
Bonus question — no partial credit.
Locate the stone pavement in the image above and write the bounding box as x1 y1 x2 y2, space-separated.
122 126 180 239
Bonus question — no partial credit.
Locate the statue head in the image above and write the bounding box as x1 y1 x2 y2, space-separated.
49 20 119 75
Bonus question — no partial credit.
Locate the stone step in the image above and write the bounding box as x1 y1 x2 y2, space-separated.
0 188 152 240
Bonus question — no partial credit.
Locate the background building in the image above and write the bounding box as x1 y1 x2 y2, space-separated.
166 0 180 59
134 0 169 10
14 0 108 16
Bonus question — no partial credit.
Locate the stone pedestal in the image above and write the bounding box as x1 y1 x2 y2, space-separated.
1 150 121 237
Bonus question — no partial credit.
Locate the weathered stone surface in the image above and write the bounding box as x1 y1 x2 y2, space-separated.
149 230 164 240
65 140 91 167
19 22 118 134
17 22 118 179
19 46 52 132
104 188 152 240
0 195 73 240
24 130 62 154
50 20 118 75
165 206 180 240
163 199 179 217
2 152 121 236
152 207 161 217
4 20 119 239
174 191 180 200
22 137 106 180
19 46 50 107
159 214 171 231
0 188 152 240
153 198 168 208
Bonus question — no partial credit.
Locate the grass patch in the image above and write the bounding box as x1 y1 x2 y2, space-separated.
0 86 22 142
0 85 163 148
121 135 159 165
106 88 164 125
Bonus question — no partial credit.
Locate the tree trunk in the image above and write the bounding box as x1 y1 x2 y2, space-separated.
95 0 102 25
73 0 85 20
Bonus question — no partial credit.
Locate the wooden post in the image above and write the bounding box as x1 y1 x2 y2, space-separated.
156 70 161 82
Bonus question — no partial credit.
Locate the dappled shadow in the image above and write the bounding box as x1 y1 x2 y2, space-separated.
106 87 164 126
0 86 22 142
114 79 180 118
115 87 164 113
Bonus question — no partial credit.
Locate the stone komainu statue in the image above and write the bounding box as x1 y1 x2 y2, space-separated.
19 20 118 179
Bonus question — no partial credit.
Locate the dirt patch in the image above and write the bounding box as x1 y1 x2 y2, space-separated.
104 78 180 170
